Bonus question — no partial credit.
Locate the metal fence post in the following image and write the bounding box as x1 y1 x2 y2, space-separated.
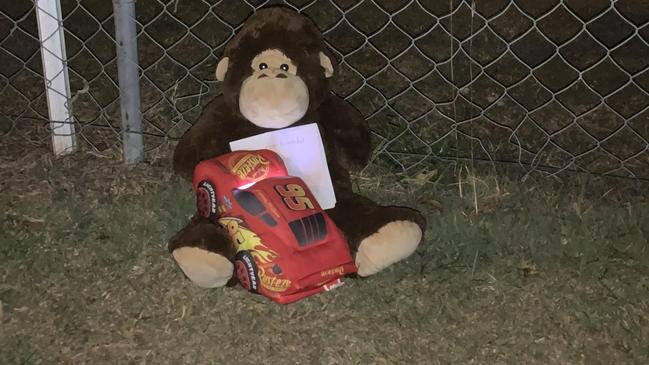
113 0 143 164
35 0 76 156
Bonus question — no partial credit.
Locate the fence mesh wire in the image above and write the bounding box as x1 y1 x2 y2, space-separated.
2 0 649 179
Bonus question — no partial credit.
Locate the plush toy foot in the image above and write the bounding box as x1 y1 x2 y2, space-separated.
355 220 422 277
172 247 233 288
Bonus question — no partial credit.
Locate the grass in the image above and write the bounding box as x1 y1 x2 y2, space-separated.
1 132 649 365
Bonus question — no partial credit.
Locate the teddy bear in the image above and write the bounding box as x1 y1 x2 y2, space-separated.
169 6 426 289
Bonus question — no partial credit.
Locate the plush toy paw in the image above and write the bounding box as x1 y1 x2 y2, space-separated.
355 220 422 277
172 246 233 288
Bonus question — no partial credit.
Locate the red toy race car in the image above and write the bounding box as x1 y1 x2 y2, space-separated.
193 149 357 304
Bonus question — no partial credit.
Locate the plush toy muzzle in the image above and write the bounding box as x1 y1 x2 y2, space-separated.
238 69 309 129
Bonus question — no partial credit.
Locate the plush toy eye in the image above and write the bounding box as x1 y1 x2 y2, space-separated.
280 64 289 72
259 63 268 70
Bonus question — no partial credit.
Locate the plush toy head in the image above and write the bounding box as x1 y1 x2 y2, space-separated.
215 7 336 129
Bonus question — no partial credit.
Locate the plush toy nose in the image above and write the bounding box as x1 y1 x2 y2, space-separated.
258 69 287 79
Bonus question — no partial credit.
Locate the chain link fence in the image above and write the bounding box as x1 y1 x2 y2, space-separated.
2 0 649 179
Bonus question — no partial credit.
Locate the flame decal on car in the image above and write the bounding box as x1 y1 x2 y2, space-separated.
218 216 292 292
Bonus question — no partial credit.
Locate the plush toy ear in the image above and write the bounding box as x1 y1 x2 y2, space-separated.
319 51 334 78
215 57 229 82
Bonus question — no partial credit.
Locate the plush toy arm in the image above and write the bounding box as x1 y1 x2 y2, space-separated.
322 94 372 172
172 97 231 181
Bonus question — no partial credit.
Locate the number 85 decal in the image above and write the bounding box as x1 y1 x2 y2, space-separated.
274 183 314 211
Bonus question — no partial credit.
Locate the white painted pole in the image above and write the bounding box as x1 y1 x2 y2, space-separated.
35 0 76 155
113 0 143 164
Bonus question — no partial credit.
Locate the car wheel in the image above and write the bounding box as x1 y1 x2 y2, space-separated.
196 180 217 222
235 251 259 293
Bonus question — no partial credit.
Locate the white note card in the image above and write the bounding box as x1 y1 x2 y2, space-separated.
229 123 337 209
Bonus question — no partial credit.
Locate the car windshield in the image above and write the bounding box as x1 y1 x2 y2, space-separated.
232 189 265 216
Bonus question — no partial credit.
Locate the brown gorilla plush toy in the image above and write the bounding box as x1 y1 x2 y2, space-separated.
169 6 426 289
